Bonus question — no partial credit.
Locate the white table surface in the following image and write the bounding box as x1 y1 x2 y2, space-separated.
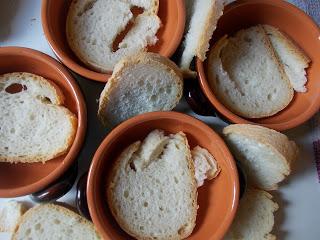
1 0 320 239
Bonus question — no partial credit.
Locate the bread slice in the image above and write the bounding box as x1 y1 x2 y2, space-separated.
224 189 278 240
180 0 225 75
0 72 77 163
12 204 100 240
263 25 311 92
0 201 26 232
192 146 220 187
107 130 197 240
223 124 298 190
98 52 183 127
207 25 294 118
66 0 161 72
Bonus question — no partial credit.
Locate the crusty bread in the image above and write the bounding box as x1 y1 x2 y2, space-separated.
192 146 220 187
224 189 278 240
262 25 311 92
98 52 183 127
0 201 26 232
0 72 77 163
223 124 298 190
180 0 225 76
107 130 197 240
12 204 100 240
66 0 161 72
207 25 294 118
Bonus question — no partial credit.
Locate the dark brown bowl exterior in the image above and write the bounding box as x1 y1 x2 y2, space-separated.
0 47 86 197
41 0 186 82
87 111 239 240
197 0 320 131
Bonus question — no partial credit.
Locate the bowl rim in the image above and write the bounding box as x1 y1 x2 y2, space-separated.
196 0 320 131
0 46 87 197
87 111 239 240
41 0 186 82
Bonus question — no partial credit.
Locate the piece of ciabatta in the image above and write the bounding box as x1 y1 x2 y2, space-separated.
0 201 26 232
66 0 161 72
0 72 77 163
107 130 197 240
98 52 183 127
223 124 298 190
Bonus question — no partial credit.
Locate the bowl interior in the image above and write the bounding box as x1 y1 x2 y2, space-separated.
198 0 320 131
0 47 85 197
42 0 185 82
88 112 238 240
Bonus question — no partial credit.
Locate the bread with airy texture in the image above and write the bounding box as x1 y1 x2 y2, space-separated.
223 124 298 190
107 130 197 240
262 25 311 92
98 52 183 127
66 0 160 72
0 72 77 163
207 25 294 118
0 201 26 232
224 189 278 240
12 204 100 240
180 0 225 76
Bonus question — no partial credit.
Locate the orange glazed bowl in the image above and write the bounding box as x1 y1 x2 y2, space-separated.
0 47 86 197
196 0 320 131
87 111 239 240
41 0 185 82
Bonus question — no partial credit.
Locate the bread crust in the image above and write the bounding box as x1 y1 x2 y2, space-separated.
0 72 78 163
97 52 183 127
107 132 197 240
223 124 298 190
12 204 100 240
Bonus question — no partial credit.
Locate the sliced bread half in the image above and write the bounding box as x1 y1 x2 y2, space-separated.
66 0 161 72
98 52 183 127
263 25 311 92
207 25 294 118
0 201 26 232
12 204 100 240
223 124 298 190
0 72 77 163
107 130 197 240
224 189 278 240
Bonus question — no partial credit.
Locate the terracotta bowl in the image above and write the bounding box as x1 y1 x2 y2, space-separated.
0 47 86 197
87 111 239 240
41 0 185 82
196 0 320 131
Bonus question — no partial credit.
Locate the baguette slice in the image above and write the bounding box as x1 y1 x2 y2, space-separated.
180 0 225 76
207 26 294 118
224 189 278 240
12 204 100 240
66 0 160 72
0 201 26 232
107 130 197 240
223 124 298 190
263 25 311 92
98 52 183 127
0 72 77 163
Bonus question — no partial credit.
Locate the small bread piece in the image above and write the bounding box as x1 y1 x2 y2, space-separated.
66 0 161 72
207 26 294 118
98 52 183 127
180 0 225 75
0 201 26 232
224 189 278 240
192 146 220 187
223 124 298 190
107 130 197 240
262 25 311 92
0 72 77 163
12 204 100 240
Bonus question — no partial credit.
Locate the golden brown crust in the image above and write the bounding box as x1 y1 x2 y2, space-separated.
97 52 183 127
